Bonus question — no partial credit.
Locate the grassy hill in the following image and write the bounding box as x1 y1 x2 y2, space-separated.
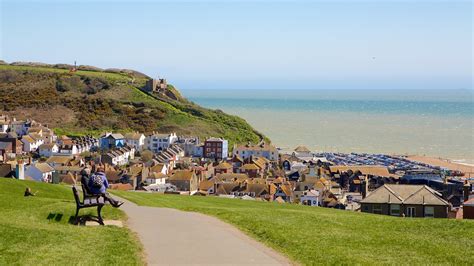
0 63 264 146
0 178 142 265
112 191 474 265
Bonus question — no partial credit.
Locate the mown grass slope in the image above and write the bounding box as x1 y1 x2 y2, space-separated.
113 191 474 265
0 64 264 146
0 178 142 265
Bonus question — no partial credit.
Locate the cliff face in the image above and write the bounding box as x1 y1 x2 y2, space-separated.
0 63 264 146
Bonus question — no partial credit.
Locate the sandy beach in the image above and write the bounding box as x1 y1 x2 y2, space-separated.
407 155 474 178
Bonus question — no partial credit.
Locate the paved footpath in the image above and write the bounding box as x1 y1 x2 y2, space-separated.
118 197 292 265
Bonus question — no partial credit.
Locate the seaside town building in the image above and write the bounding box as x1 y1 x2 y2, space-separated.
100 133 125 150
101 146 135 166
21 133 44 152
25 163 55 183
146 132 178 153
233 141 278 162
38 143 59 157
175 136 200 157
360 184 449 218
168 170 198 192
203 137 228 160
124 132 146 151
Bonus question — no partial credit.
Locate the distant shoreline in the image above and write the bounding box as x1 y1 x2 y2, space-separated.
405 155 474 177
185 89 473 165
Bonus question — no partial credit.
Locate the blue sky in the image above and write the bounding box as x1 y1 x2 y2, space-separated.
1 0 472 90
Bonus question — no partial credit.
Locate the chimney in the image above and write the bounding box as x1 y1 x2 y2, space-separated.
463 181 470 202
16 160 25 180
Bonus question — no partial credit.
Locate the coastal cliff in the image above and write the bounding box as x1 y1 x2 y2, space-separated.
0 62 265 146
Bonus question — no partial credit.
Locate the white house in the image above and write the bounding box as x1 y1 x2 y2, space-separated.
101 146 135 166
124 132 146 151
25 163 55 183
150 163 169 176
38 143 59 157
300 189 320 206
146 132 177 153
233 141 278 161
290 161 308 172
73 136 99 154
58 144 79 155
28 126 56 144
21 134 44 152
146 172 167 185
0 116 9 133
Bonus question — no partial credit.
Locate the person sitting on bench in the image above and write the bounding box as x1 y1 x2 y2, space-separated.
88 166 123 208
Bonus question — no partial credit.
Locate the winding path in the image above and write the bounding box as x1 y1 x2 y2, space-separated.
119 197 291 265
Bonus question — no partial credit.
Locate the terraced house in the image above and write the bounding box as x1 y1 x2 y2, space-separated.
233 141 278 162
146 132 177 153
203 137 228 160
101 146 135 166
124 132 146 151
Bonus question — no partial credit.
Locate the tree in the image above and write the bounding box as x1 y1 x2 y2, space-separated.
141 150 153 162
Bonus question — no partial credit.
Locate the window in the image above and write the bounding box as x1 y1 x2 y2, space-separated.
424 206 434 218
373 204 382 214
406 207 416 217
390 204 400 216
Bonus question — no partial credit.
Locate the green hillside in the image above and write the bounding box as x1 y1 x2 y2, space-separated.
0 63 264 146
113 191 474 265
0 178 142 265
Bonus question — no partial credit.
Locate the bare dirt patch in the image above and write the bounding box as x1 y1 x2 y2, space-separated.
6 106 76 127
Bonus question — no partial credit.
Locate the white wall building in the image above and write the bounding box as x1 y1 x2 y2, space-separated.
21 134 44 152
0 122 9 133
25 163 55 183
146 132 177 153
233 141 279 161
124 132 146 151
58 144 79 156
300 190 320 206
38 143 59 157
101 147 135 166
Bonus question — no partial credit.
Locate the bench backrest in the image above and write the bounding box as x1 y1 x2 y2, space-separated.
81 175 92 195
72 186 81 205
81 183 91 198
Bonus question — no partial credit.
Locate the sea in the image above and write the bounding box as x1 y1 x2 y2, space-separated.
182 89 474 164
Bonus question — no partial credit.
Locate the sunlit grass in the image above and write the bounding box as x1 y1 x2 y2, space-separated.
113 191 474 265
0 179 143 265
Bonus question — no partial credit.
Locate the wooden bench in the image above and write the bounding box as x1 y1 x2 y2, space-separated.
72 186 105 225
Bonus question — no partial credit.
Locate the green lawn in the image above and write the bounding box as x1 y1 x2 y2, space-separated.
0 179 143 265
112 191 474 265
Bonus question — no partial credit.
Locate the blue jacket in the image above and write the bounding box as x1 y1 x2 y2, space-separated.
88 172 109 194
